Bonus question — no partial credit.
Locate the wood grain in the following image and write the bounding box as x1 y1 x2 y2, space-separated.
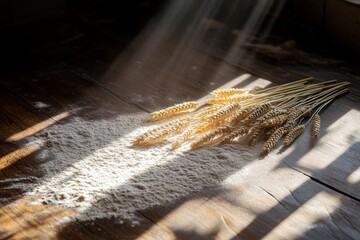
0 12 359 240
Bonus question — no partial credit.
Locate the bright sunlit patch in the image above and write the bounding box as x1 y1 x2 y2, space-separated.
211 74 271 91
347 166 360 184
263 191 341 240
6 112 69 142
0 145 40 170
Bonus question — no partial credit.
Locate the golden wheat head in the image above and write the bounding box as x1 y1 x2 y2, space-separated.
261 127 286 154
191 126 232 149
283 124 305 146
134 117 191 146
211 88 244 97
150 101 197 121
227 106 256 126
207 103 240 123
261 114 288 128
248 126 263 145
221 127 249 143
257 108 287 122
312 114 321 139
241 103 272 125
206 94 252 104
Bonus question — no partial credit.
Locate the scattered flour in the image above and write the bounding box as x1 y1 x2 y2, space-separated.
33 101 50 109
20 113 258 222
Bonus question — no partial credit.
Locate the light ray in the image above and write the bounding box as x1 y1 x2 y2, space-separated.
0 145 40 170
6 112 69 142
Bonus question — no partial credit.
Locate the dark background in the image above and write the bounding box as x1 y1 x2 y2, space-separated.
1 0 360 56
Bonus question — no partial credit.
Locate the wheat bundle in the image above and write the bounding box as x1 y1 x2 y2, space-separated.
133 77 349 155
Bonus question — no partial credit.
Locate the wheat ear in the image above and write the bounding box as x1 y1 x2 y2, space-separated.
312 114 321 139
211 88 244 97
261 114 288 128
207 94 252 104
197 105 222 119
221 128 249 143
241 103 272 125
248 126 263 145
171 128 194 149
228 106 256 126
261 127 286 154
282 107 310 132
207 103 240 123
265 126 277 138
191 126 232 149
150 101 197 121
134 117 191 145
171 121 218 149
287 106 309 121
283 124 305 146
257 108 287 122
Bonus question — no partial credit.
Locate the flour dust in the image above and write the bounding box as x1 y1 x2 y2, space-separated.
17 113 258 222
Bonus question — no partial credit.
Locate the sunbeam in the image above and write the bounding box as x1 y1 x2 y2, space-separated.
6 112 69 142
101 0 285 100
0 145 39 171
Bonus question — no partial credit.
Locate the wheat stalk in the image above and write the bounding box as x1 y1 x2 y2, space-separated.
150 101 198 121
227 106 256 126
257 108 287 122
207 94 253 104
248 126 263 145
249 86 263 94
241 103 273 125
221 128 249 143
211 88 245 97
283 124 305 146
190 126 233 149
261 114 288 128
312 114 321 139
207 103 240 123
197 105 222 119
265 126 278 139
262 127 287 154
134 117 191 145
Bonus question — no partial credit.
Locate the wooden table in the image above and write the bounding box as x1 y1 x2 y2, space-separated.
0 14 359 240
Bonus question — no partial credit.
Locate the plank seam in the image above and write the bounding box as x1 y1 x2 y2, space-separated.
283 162 360 203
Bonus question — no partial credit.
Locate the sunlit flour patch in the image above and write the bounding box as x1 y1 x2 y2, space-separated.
24 113 258 222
